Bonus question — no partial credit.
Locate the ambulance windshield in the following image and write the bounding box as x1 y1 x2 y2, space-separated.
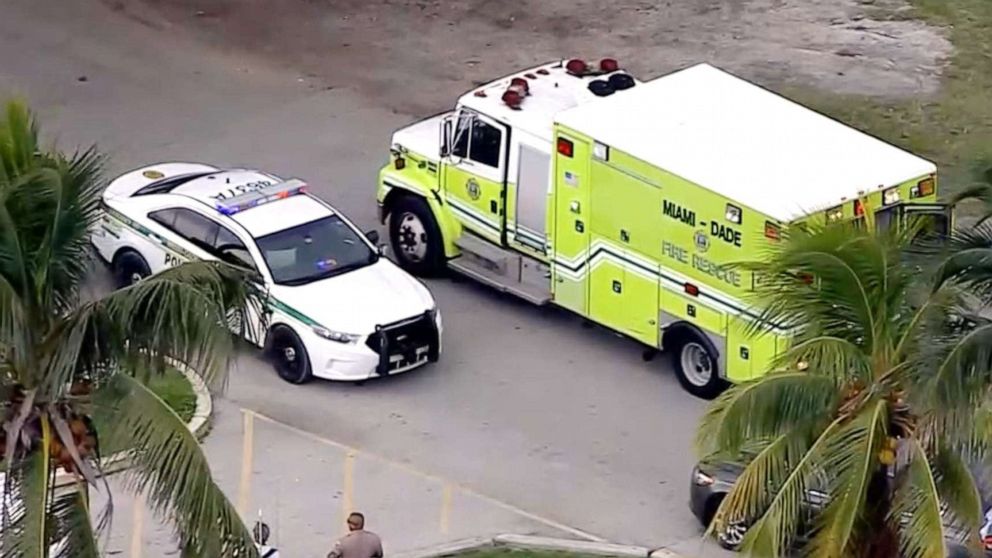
256 215 377 285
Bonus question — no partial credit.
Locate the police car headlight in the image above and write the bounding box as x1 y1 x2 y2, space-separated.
312 326 360 344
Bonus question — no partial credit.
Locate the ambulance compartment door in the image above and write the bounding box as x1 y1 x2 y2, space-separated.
442 109 508 244
551 133 591 315
587 158 661 346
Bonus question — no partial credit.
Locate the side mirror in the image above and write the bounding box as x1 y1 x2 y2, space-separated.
365 229 380 245
440 116 453 158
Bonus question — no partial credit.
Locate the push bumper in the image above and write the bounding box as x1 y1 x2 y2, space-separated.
308 309 442 381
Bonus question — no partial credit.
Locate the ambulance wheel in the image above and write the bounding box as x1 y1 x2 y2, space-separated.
670 330 727 399
266 326 312 384
112 250 150 289
388 195 444 277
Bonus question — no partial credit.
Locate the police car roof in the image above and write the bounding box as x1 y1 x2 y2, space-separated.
231 194 333 238
169 170 333 237
555 63 937 222
458 60 643 139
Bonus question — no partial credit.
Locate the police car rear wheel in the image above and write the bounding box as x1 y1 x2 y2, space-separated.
389 196 444 276
267 327 312 384
112 250 150 289
671 334 727 399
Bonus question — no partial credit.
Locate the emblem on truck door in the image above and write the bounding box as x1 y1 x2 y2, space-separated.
694 230 710 252
466 178 481 201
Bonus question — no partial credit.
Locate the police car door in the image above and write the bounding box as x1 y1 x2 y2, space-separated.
442 109 508 244
147 208 267 345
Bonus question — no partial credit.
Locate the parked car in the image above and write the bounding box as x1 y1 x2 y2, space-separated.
690 458 992 556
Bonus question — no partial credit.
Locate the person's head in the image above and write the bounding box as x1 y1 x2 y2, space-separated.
253 521 271 545
347 512 365 531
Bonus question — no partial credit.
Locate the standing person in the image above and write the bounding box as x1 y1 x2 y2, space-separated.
327 512 383 558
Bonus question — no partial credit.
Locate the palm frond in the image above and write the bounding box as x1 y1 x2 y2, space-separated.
1 421 53 558
931 446 984 545
48 488 100 558
46 260 263 394
776 336 871 384
707 428 815 549
744 224 913 357
92 373 258 557
695 372 838 458
922 322 992 410
805 399 888 558
0 100 39 182
34 148 105 315
930 222 992 298
890 439 946 558
735 416 846 557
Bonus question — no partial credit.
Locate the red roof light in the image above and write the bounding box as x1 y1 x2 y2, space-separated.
566 59 588 76
600 58 619 72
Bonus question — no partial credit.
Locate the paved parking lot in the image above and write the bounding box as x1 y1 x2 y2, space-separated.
2 1 733 555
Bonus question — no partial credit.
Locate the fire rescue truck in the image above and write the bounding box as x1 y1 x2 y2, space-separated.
376 59 947 398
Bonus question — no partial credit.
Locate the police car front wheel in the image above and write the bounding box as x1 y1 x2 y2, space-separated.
266 326 313 384
112 250 151 289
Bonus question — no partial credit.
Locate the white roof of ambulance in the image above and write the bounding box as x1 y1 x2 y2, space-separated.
555 63 937 222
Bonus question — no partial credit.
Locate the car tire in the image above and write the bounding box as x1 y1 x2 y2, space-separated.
112 250 151 289
669 329 728 400
266 326 313 384
716 520 748 551
388 195 445 277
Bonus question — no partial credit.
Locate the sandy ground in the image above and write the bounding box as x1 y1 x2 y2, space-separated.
103 0 953 115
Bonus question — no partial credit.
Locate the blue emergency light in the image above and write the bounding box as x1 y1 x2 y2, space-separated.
214 179 308 215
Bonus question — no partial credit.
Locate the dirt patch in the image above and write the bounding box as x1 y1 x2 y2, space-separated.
103 0 952 115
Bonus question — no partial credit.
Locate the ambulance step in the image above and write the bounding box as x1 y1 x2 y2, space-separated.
454 232 511 275
448 256 551 305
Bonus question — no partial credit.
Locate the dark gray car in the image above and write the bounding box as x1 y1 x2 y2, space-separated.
689 459 991 556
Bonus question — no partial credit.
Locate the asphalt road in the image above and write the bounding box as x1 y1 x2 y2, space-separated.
0 1 728 554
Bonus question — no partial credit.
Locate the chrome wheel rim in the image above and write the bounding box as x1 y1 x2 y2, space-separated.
717 520 747 548
680 342 713 387
397 212 428 263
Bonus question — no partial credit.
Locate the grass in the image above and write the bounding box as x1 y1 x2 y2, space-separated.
94 368 198 456
781 0 992 212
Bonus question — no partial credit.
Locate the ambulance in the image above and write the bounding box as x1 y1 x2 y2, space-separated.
376 59 947 398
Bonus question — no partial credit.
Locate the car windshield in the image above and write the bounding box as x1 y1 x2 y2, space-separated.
255 215 377 286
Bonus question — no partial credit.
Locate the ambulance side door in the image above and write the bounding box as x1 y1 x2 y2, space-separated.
442 109 508 244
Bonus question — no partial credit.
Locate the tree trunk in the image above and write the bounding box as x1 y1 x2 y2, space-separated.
854 466 899 558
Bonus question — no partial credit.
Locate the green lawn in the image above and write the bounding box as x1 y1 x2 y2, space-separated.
94 368 197 456
782 0 992 212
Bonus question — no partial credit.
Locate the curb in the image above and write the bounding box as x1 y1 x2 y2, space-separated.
393 534 687 558
53 360 213 487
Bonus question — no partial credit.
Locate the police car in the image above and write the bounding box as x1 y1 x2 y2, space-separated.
91 163 442 384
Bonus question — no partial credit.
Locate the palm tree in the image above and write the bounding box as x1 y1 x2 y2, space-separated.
0 100 263 556
696 215 992 558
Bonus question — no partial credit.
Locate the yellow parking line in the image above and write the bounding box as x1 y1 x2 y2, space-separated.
440 483 453 534
238 410 255 516
130 492 144 558
248 409 605 542
342 450 356 534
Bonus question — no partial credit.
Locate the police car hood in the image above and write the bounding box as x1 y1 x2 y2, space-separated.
269 259 435 334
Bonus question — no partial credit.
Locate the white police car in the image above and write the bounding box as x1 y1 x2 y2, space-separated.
91 163 442 384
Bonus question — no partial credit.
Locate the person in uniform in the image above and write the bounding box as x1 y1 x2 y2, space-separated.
327 512 383 558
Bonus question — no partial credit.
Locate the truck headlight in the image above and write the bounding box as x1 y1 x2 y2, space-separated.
312 326 360 344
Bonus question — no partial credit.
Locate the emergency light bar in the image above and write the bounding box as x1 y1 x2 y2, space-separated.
214 179 308 215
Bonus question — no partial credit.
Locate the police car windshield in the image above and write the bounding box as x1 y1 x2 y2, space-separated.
255 215 377 286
